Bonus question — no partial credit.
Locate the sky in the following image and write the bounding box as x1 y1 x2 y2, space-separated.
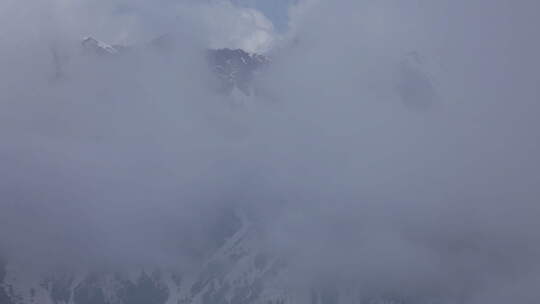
1 1 540 303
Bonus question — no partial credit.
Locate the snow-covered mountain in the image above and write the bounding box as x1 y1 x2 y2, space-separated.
78 36 269 99
0 211 292 304
1 213 442 304
205 48 269 96
0 37 445 304
81 37 122 56
64 36 437 110
1 205 447 304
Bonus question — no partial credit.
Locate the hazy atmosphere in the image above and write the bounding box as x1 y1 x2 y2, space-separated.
1 1 540 304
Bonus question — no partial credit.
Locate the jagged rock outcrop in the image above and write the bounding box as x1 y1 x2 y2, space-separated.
205 48 269 96
79 36 269 99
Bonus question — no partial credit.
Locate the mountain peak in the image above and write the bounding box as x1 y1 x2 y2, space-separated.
81 37 120 55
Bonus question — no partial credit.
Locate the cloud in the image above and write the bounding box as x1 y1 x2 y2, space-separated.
1 0 540 303
0 0 269 270
192 1 277 53
255 0 540 300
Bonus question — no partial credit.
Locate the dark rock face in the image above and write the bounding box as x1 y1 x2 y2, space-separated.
0 257 6 283
117 272 169 304
206 48 269 95
0 257 14 304
311 286 339 304
35 271 170 304
73 275 108 304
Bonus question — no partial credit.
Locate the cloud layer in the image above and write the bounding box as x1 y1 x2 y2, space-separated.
1 0 540 303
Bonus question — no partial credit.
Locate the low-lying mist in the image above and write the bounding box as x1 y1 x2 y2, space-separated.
1 0 540 303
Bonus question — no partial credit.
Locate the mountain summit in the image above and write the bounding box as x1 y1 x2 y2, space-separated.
79 36 269 98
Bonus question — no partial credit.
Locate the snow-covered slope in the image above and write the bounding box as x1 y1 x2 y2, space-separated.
0 212 452 304
0 212 291 304
81 37 122 56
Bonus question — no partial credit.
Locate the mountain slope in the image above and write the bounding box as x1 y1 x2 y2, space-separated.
0 212 290 304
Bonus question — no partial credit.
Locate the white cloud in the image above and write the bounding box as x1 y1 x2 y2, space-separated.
0 0 277 53
194 2 277 53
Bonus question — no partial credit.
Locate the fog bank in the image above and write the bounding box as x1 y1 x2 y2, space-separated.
1 1 540 303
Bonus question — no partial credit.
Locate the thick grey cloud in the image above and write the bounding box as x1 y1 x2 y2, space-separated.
256 0 540 301
1 0 540 303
